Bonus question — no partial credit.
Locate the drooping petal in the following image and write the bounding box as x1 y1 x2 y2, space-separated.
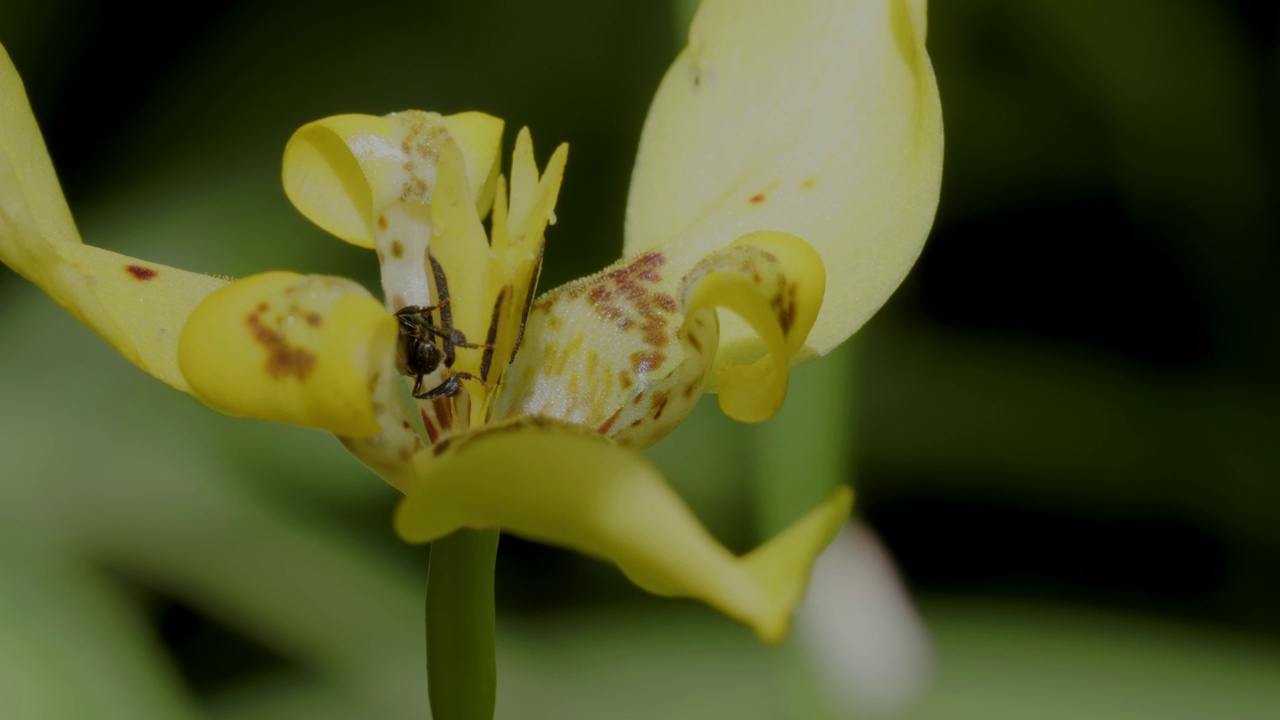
624 0 943 360
394 417 852 644
1 45 228 392
178 272 398 437
498 232 823 444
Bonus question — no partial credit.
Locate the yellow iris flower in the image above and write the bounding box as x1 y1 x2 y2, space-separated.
0 0 940 644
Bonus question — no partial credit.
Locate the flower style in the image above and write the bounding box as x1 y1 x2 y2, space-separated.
0 0 941 644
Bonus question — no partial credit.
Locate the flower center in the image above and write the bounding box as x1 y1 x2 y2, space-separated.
370 112 566 441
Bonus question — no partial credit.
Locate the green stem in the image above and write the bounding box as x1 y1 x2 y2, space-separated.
426 528 500 720
754 339 857 537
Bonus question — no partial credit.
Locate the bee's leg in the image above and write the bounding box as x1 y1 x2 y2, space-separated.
416 373 464 400
413 372 486 401
452 332 494 351
411 373 426 397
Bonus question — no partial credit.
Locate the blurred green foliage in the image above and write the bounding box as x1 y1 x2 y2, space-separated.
1 0 1278 717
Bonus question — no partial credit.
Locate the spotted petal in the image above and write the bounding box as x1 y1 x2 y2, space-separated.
0 43 228 392
625 0 943 367
394 417 852 643
498 231 824 443
178 272 397 437
282 111 503 247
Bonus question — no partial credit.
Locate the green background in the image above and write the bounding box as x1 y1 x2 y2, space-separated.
1 1 1278 717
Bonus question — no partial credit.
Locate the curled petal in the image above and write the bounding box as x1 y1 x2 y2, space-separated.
178 272 397 437
498 232 823 444
1 45 227 392
394 417 852 643
679 231 824 423
282 111 503 248
625 0 943 358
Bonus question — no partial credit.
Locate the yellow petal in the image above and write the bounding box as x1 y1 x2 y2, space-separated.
680 231 825 423
394 417 852 643
0 43 77 248
497 232 823 441
52 244 229 392
427 139 493 373
625 0 942 358
178 272 397 437
1 45 228 392
282 111 504 248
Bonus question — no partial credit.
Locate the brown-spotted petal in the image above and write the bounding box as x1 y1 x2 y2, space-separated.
177 272 397 438
281 111 503 249
496 231 823 443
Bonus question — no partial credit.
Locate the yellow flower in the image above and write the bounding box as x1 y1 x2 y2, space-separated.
0 0 941 644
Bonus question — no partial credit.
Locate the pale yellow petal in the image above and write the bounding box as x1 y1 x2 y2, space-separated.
177 272 397 437
53 244 229 392
0 43 76 248
1 46 228 392
442 112 505 219
282 111 504 248
394 417 852 643
506 127 539 233
625 0 943 358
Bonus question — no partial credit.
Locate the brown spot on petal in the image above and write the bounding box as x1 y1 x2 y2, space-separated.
802 176 818 190
390 240 404 259
618 371 633 389
748 180 780 206
420 409 440 444
433 396 454 431
687 331 704 354
631 350 665 375
580 252 678 347
306 313 323 328
642 322 668 348
597 407 624 435
651 390 671 420
771 281 799 335
246 307 316 380
378 214 389 231
125 265 157 281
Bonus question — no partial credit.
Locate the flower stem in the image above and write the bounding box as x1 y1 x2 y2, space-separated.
426 528 500 720
754 340 857 537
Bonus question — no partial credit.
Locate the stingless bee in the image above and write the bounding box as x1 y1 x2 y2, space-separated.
395 298 489 400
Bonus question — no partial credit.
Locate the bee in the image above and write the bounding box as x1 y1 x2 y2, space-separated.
395 299 487 400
